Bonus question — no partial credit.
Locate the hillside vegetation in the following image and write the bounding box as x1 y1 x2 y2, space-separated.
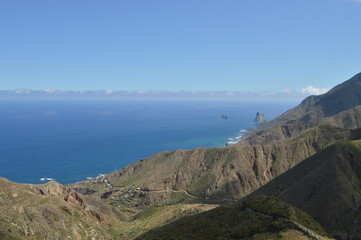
136 195 331 240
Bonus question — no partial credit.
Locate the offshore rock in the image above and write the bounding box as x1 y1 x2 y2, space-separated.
254 112 267 124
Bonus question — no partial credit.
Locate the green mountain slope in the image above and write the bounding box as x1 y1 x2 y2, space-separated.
136 195 332 240
321 105 361 129
249 140 361 239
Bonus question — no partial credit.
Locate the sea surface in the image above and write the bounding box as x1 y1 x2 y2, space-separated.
0 100 297 184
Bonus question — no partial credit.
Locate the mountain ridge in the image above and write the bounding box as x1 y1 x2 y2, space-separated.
242 72 361 144
249 140 361 239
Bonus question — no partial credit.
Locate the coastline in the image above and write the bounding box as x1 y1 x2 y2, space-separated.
0 100 296 184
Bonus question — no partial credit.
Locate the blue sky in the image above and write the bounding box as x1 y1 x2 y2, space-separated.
0 0 360 93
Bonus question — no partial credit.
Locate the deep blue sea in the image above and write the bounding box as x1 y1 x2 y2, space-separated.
0 100 297 184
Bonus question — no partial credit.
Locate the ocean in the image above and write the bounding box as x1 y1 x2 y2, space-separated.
0 100 297 184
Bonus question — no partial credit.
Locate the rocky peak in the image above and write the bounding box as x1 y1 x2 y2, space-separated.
254 112 266 124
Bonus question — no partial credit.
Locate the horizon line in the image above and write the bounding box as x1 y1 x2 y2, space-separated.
0 88 329 102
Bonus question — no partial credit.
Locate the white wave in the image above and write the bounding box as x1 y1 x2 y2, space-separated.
40 177 55 181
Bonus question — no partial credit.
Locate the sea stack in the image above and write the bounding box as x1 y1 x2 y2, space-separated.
254 112 266 124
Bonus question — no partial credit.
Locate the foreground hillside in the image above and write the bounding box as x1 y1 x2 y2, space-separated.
250 140 361 239
0 177 220 239
0 178 123 239
136 195 331 240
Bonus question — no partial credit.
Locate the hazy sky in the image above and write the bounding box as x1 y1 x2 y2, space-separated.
0 0 360 92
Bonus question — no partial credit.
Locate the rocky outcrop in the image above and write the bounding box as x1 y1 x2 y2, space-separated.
254 112 266 124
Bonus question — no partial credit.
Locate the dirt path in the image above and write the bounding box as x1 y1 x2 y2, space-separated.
146 189 198 198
